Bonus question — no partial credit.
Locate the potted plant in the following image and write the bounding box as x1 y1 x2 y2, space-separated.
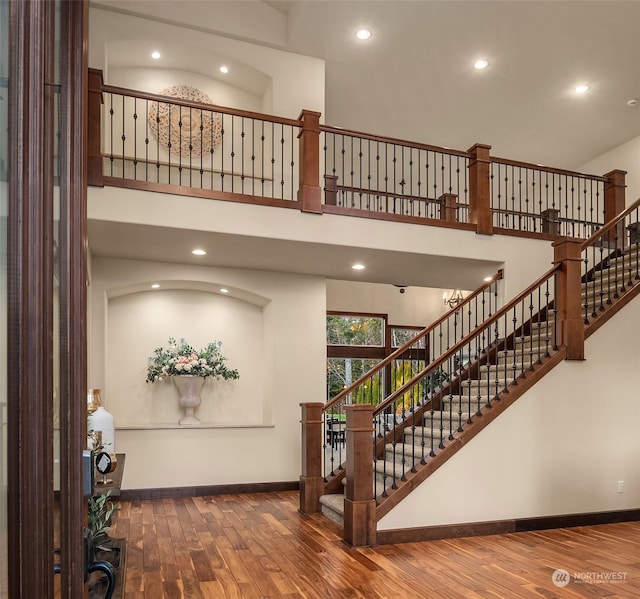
146 337 239 424
88 490 119 546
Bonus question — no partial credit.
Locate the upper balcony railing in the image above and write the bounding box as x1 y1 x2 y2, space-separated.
88 69 627 240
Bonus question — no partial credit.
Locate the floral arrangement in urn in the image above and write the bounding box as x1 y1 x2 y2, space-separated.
146 337 239 383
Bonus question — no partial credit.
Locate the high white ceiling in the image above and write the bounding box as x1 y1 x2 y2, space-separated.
87 0 640 289
92 0 640 169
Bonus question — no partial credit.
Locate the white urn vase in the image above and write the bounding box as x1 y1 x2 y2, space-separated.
88 406 115 452
173 375 205 425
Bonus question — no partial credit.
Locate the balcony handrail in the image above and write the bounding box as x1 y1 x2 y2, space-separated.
581 197 640 249
373 263 560 416
491 155 609 182
101 83 303 128
328 182 457 206
320 123 470 158
323 269 504 414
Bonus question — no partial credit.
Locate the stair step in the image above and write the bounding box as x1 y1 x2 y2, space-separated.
598 253 640 272
455 378 510 390
513 335 552 346
384 443 438 468
403 425 455 440
374 459 420 492
319 494 344 524
490 347 553 361
582 282 629 299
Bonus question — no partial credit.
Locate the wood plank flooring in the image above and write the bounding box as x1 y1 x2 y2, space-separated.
113 491 640 598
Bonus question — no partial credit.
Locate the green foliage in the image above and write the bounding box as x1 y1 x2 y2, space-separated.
326 316 383 346
146 337 239 383
88 491 119 540
327 358 381 402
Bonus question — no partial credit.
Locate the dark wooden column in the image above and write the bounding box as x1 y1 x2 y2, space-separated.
439 193 457 222
299 403 324 514
604 169 626 222
604 169 626 246
8 0 55 595
297 109 322 213
553 238 584 360
87 68 104 187
59 1 89 596
343 404 376 547
541 208 560 235
467 143 493 235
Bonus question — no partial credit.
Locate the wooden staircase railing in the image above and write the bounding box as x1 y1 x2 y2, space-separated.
316 270 503 494
88 69 626 241
334 203 640 545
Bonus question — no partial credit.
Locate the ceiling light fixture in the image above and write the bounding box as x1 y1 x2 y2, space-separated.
192 249 206 256
483 276 493 282
219 66 229 74
444 289 464 309
220 288 229 294
627 98 638 107
574 84 590 94
151 283 160 289
151 51 161 60
355 29 371 40
352 263 366 270
474 59 489 70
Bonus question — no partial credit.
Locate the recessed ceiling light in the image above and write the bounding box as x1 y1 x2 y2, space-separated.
151 51 161 60
220 288 229 294
219 66 229 74
192 249 206 256
151 283 160 289
355 29 371 40
474 59 489 70
574 84 590 94
483 276 493 282
352 263 366 270
627 98 638 107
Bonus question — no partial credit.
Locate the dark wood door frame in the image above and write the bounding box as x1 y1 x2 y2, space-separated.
8 1 88 597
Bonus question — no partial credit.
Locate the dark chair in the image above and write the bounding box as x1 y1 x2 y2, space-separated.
326 417 346 448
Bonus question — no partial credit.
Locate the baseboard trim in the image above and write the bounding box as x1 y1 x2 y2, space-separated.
119 480 299 501
376 508 640 545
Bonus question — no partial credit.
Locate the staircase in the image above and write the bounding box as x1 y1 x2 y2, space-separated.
309 199 640 542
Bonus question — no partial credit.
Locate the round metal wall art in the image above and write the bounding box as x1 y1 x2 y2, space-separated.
148 85 222 158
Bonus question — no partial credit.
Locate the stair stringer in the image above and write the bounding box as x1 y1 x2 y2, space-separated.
375 348 567 520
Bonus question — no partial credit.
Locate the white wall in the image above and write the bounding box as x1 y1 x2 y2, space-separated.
327 280 460 326
89 7 325 121
108 67 263 113
88 185 553 303
107 289 263 426
578 135 640 207
90 257 326 489
378 296 640 530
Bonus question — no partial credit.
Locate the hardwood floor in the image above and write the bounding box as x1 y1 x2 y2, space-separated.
113 491 640 598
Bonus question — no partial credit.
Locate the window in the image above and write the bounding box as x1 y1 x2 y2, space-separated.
326 312 386 401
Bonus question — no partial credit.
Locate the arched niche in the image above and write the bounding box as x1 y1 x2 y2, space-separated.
104 281 267 427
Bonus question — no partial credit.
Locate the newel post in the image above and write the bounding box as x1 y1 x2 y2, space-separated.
297 110 322 214
467 143 493 235
88 68 104 187
343 404 376 547
604 169 627 223
439 193 458 222
553 238 584 360
604 169 627 245
299 402 324 514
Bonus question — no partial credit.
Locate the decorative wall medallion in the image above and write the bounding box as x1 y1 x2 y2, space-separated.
148 85 222 158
